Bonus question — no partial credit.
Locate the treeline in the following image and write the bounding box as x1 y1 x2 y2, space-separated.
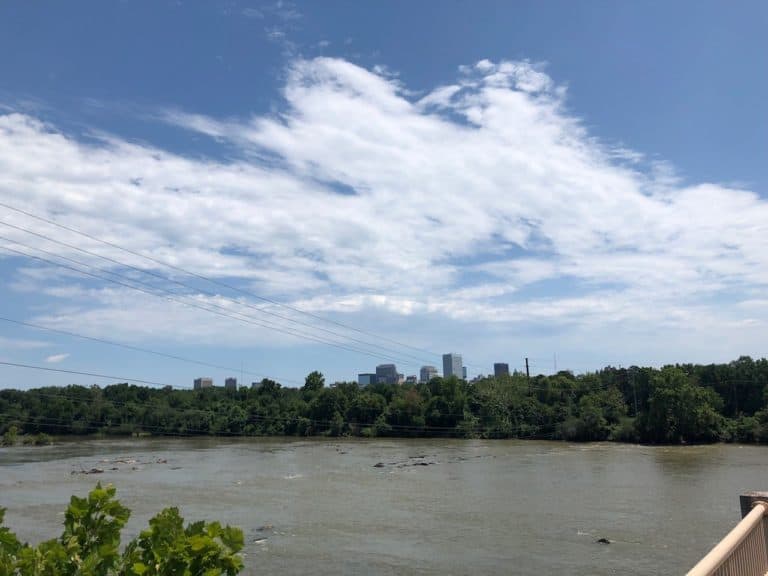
3 356 768 444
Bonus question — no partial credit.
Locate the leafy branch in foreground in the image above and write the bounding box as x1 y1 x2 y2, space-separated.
0 483 243 576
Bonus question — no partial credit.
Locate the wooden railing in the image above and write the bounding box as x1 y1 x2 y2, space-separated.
687 492 768 576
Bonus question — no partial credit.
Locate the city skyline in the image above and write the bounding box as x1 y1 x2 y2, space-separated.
1 2 767 390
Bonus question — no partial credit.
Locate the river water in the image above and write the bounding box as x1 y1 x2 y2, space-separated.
1 438 766 575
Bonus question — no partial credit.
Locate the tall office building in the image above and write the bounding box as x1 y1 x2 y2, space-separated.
494 363 510 378
358 373 377 386
442 353 462 379
376 364 399 385
462 366 468 380
224 377 238 391
193 377 213 390
419 365 438 383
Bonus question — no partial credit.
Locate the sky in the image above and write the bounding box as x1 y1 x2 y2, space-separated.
0 1 767 389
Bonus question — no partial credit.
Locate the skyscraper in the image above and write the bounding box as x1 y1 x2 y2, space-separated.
419 365 438 383
442 353 462 379
376 364 399 385
193 377 213 390
494 363 510 378
225 377 238 391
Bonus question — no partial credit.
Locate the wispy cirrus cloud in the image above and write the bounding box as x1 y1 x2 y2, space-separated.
44 353 69 363
1 57 767 367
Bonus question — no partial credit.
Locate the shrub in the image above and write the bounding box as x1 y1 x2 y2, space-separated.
1 426 18 447
0 483 243 575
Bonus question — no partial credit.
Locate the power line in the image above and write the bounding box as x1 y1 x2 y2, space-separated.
0 316 302 387
0 218 436 366
0 411 561 440
0 361 170 387
0 231 431 368
0 239 428 369
0 201 440 360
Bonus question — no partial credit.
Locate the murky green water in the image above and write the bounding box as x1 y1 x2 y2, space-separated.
1 438 766 575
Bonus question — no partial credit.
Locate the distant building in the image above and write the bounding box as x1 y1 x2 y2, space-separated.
225 377 238 391
397 373 405 385
442 353 462 379
419 365 438 383
494 363 510 378
462 366 468 380
376 364 399 385
405 375 417 385
193 377 213 390
358 373 377 386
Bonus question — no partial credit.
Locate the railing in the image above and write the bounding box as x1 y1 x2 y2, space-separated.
687 492 768 576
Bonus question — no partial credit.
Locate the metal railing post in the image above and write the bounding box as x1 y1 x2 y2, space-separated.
741 491 768 518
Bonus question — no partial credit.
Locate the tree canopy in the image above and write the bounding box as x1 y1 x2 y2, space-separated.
3 357 768 444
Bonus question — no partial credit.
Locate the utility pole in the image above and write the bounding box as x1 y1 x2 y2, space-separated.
631 367 638 416
525 357 531 394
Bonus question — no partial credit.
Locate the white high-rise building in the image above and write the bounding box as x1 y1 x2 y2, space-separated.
442 353 462 379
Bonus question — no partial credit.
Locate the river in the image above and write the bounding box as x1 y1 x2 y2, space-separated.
1 438 766 575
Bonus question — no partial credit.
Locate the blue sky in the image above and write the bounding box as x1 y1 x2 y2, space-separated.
0 0 767 389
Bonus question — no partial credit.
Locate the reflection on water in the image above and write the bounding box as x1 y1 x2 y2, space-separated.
2 438 767 575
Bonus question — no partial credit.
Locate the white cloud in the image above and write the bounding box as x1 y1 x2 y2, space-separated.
1 57 767 367
0 336 50 350
44 353 69 363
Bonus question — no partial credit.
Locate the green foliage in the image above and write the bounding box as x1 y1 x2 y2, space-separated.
123 508 243 576
636 367 725 443
1 426 17 447
5 360 768 444
302 371 325 396
609 417 639 443
22 433 52 446
0 484 243 576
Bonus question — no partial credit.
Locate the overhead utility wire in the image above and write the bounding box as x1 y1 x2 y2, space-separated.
0 240 424 368
0 236 420 361
0 201 440 359
0 361 169 387
0 233 402 362
0 316 302 387
0 411 561 439
0 218 434 366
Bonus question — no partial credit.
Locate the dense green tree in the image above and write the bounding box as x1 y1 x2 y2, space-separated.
637 367 725 443
303 371 325 391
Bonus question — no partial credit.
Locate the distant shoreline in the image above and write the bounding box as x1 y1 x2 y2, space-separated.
3 357 767 446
